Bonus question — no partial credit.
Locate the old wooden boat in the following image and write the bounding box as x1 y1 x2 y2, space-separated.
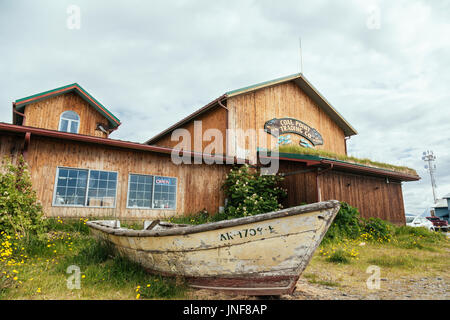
86 200 340 295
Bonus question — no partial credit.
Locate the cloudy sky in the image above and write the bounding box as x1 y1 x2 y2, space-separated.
1 0 449 214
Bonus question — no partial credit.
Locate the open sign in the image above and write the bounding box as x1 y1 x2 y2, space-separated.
155 177 174 185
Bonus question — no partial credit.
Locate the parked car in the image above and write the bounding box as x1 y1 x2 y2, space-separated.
406 216 435 231
425 216 449 231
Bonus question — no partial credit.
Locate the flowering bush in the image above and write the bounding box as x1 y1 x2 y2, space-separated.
222 165 287 218
0 156 47 240
361 217 392 243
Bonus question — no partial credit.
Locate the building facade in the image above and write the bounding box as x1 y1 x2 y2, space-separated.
0 74 420 223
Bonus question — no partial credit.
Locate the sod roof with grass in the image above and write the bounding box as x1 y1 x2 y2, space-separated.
268 144 418 178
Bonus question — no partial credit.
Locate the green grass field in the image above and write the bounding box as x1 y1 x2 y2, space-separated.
1 218 448 300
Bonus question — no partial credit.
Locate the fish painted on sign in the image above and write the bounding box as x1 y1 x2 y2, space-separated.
300 138 313 148
278 135 292 146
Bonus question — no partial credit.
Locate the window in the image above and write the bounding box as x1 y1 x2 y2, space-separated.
127 174 177 210
54 168 88 205
59 111 80 133
127 174 153 208
53 167 117 207
87 170 118 207
153 176 177 209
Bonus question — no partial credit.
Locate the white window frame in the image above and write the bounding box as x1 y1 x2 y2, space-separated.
58 111 80 134
126 173 177 210
52 166 118 208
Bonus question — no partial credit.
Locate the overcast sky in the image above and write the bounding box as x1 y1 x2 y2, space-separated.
1 0 449 214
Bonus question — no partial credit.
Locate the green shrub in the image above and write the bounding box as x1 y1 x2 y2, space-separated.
361 217 393 242
323 202 362 243
222 164 287 219
0 156 47 240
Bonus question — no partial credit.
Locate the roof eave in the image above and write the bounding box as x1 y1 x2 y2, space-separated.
0 122 244 164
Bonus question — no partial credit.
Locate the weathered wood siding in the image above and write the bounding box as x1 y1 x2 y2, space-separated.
152 106 227 154
0 133 229 220
23 92 109 138
227 81 347 161
278 161 406 224
319 171 406 225
0 132 23 168
278 161 318 207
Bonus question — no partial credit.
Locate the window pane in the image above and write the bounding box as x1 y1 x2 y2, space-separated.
60 119 69 132
153 176 176 209
61 111 80 120
87 170 117 207
127 174 152 208
90 171 99 179
70 121 79 133
57 177 67 187
53 168 88 206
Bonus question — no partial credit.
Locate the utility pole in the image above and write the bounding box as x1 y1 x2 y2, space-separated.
422 150 437 204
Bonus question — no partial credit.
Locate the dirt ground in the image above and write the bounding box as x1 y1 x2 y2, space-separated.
188 274 449 300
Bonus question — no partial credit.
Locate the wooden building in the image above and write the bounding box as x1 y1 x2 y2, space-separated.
0 74 420 224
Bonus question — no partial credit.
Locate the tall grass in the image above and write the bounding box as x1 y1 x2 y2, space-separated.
277 144 417 175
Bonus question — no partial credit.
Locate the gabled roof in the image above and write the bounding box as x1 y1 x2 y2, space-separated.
145 73 357 145
13 83 121 128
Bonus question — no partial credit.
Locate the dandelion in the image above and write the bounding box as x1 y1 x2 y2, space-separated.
136 293 140 299
36 288 41 293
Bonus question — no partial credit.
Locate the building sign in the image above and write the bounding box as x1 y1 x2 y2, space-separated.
264 118 324 146
155 176 176 186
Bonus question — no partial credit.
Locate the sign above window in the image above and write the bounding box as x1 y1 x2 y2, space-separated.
264 118 324 147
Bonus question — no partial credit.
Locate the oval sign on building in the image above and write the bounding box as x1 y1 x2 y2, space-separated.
264 118 324 146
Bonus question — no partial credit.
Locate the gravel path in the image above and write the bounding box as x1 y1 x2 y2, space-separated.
189 275 449 300
287 276 449 300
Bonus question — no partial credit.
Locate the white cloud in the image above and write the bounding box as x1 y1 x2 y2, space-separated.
0 0 448 214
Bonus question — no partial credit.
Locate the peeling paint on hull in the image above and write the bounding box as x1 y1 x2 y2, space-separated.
87 200 340 295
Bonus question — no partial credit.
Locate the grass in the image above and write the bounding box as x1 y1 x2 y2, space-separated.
304 226 449 293
303 274 341 287
1 216 448 299
0 218 187 300
167 211 230 225
276 144 418 176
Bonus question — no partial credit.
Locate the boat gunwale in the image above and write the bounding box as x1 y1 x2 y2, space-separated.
86 200 340 238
